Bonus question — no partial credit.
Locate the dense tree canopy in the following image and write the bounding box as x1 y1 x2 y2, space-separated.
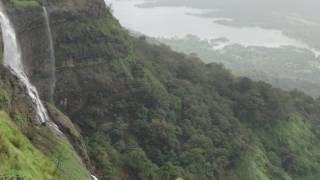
55 35 320 179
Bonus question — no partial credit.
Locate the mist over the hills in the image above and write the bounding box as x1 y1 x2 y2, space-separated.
108 0 320 97
1 0 320 180
140 0 320 17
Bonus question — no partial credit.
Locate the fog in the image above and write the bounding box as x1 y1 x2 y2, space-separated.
108 0 320 97
109 0 320 54
140 0 320 19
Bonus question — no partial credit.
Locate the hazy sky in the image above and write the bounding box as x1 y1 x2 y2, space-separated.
109 0 320 54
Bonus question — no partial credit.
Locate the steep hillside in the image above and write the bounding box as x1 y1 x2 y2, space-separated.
0 111 56 179
0 65 91 179
1 0 320 180
0 1 91 178
45 0 320 179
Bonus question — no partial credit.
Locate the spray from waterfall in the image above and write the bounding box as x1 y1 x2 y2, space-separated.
43 6 56 102
0 6 59 132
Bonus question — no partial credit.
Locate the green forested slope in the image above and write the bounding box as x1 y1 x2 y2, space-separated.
1 0 320 179
47 2 320 179
155 36 320 97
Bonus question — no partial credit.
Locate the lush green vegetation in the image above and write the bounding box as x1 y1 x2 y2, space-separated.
3 0 40 7
32 129 91 180
51 4 320 178
0 68 91 179
156 35 320 97
230 114 320 180
0 89 9 109
0 111 57 179
0 51 90 180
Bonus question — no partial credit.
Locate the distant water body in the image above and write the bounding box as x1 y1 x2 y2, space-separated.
108 0 320 56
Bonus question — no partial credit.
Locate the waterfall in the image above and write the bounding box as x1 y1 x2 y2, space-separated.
91 175 98 180
43 6 56 102
0 6 59 132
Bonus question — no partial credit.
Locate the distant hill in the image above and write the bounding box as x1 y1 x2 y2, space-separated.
155 35 320 97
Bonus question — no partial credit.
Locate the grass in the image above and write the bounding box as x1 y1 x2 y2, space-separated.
8 0 40 7
52 138 90 180
0 111 57 179
47 104 81 139
45 104 91 180
0 89 9 109
0 85 90 179
31 126 91 180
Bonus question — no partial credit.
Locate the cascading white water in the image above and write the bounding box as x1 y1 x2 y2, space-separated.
43 6 56 102
91 175 98 180
0 7 59 132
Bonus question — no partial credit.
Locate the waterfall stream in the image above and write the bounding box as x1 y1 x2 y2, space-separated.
0 6 59 132
43 6 56 102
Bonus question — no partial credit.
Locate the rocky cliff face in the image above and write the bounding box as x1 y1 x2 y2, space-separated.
0 41 91 179
3 0 106 101
2 0 113 174
0 1 93 178
4 0 131 130
6 5 53 101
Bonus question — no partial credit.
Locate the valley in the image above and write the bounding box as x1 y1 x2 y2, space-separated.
0 0 320 180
